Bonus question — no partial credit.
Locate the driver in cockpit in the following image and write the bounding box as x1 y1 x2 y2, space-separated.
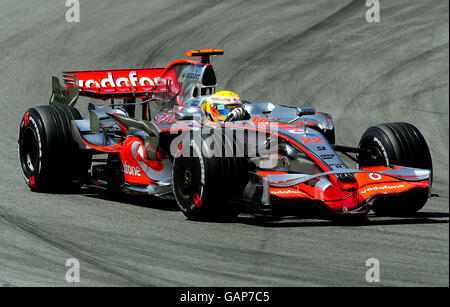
201 91 250 122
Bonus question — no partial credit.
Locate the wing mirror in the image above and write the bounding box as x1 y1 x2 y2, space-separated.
296 107 316 117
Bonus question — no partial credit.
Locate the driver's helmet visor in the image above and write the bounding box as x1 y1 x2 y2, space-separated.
214 103 242 117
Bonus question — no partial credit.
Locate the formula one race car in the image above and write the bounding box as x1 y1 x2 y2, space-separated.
18 49 433 220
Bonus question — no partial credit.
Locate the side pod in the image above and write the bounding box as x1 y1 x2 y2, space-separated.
107 113 161 161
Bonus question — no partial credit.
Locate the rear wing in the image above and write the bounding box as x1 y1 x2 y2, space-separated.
49 49 223 105
49 68 165 106
63 68 164 99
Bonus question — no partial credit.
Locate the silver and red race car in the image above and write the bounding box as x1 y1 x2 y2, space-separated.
18 49 433 220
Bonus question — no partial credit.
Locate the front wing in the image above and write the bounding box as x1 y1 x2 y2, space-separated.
243 166 431 214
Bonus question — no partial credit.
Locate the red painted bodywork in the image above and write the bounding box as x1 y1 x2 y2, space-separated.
120 137 155 185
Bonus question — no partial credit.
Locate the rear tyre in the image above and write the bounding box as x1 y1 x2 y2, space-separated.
358 122 432 216
172 132 248 221
18 105 91 192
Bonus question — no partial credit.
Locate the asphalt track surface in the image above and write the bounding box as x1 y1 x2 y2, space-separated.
0 0 448 287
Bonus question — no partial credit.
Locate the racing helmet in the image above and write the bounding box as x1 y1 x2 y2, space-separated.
201 91 242 122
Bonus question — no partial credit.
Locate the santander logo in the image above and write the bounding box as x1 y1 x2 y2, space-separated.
123 161 141 177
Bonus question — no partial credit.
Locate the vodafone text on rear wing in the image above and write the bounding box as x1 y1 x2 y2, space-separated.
64 68 165 99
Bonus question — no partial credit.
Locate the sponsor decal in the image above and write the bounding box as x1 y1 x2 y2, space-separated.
19 115 42 186
293 121 316 126
300 137 323 143
194 194 203 207
271 189 304 196
131 140 171 179
78 72 160 91
320 154 335 160
26 154 34 171
373 137 389 165
288 128 305 134
65 69 164 93
360 184 405 194
29 116 42 174
29 176 37 189
251 116 268 125
154 112 176 124
210 96 234 103
329 163 345 169
123 161 141 177
184 65 203 82
339 173 353 179
369 172 382 180
185 72 201 80
24 112 30 126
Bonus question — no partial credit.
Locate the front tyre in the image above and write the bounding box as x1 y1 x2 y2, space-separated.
18 105 91 192
358 122 432 215
172 133 248 221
